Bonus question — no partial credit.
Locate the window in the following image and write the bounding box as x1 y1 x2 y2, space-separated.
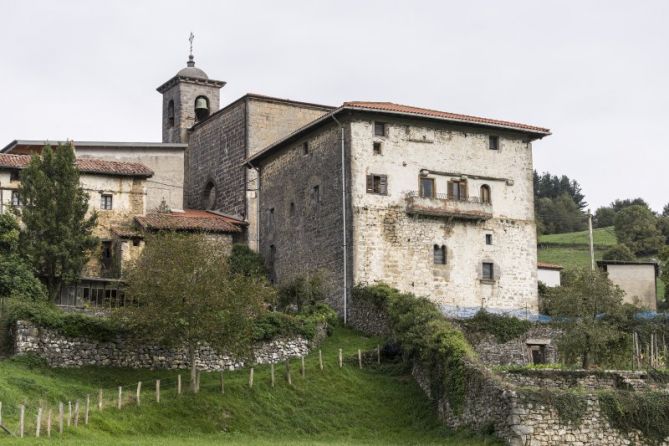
11 191 21 207
480 184 491 204
420 177 435 198
9 170 20 182
482 262 494 281
101 194 113 210
312 185 321 203
373 142 382 155
485 234 493 245
433 245 446 265
489 135 499 150
132 238 141 247
268 208 275 229
374 122 387 137
290 202 295 216
366 174 388 195
167 100 175 127
203 181 217 210
447 180 467 201
303 142 309 155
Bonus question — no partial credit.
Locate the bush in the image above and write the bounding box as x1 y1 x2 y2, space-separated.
599 391 669 443
602 244 636 261
228 244 267 279
278 272 328 312
253 303 338 341
462 310 532 343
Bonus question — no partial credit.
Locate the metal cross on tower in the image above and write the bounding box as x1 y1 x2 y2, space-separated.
188 32 195 58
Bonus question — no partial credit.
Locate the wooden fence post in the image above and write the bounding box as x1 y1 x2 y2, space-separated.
249 368 254 388
118 386 123 410
58 402 63 435
47 409 52 438
177 374 182 395
301 356 305 377
156 380 161 403
358 349 362 369
220 371 225 394
270 363 275 388
85 395 90 425
74 400 79 427
18 404 24 438
0 401 2 426
136 381 142 406
319 350 323 370
67 401 72 426
377 345 381 364
36 407 42 437
285 359 292 385
338 349 343 368
98 389 103 411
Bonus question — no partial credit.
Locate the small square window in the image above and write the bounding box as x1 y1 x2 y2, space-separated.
11 191 21 207
101 194 113 210
489 135 499 150
373 142 382 155
485 234 493 245
132 238 141 247
482 262 494 281
303 142 309 155
366 174 388 195
10 170 20 182
374 122 387 137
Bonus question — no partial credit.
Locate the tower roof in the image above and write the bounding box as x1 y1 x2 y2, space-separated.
176 54 208 79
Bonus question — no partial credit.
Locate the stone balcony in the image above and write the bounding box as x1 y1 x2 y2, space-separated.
405 192 493 220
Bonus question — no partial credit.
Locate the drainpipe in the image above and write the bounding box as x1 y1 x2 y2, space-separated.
331 114 348 325
245 160 261 252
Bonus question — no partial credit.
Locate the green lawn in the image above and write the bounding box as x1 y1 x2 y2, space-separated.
0 328 499 445
538 226 617 247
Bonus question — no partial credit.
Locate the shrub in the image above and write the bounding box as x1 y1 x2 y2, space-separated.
253 303 338 341
462 310 532 343
602 244 636 261
278 272 328 312
599 391 669 443
228 244 268 279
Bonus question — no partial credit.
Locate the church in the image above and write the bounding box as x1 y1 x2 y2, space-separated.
1 46 550 319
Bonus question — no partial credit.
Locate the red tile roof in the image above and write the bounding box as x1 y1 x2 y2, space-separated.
537 262 563 270
135 210 243 234
0 153 153 177
343 101 550 135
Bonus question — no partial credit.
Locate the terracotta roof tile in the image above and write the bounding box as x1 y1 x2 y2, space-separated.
343 101 550 135
0 153 153 177
135 210 243 234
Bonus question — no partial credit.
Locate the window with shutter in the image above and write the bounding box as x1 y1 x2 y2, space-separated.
420 178 435 198
480 184 491 204
447 180 467 201
482 262 494 281
489 135 499 150
433 245 446 265
374 122 387 137
366 174 388 195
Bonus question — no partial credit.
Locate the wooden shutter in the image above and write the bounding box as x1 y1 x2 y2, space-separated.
461 181 468 201
447 181 454 200
366 175 373 193
379 175 388 195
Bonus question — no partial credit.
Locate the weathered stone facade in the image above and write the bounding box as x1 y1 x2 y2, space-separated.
13 320 316 370
468 326 561 366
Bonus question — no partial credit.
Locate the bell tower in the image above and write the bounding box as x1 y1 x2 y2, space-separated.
157 34 226 143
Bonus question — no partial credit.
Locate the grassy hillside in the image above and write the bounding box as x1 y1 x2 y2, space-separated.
0 328 499 445
539 226 617 248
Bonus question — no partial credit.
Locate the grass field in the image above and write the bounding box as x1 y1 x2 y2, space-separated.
0 328 500 445
538 226 617 248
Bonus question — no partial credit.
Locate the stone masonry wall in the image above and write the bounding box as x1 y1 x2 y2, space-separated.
469 326 561 366
13 321 316 371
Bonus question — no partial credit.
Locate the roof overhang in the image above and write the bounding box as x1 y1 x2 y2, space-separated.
2 140 188 154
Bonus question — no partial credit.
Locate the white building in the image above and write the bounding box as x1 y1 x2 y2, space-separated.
537 262 562 287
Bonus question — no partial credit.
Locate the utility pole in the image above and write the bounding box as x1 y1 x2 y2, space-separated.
588 209 595 271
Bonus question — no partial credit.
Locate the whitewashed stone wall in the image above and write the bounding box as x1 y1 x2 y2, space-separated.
13 321 313 370
349 117 539 314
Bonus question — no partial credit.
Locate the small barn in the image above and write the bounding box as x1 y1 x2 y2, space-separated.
537 262 563 287
597 260 659 311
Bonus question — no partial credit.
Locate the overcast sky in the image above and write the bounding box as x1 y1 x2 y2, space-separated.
1 1 667 211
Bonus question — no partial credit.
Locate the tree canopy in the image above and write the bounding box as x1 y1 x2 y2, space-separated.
119 232 274 390
17 144 98 300
602 244 636 262
0 213 45 300
614 205 663 256
533 171 587 234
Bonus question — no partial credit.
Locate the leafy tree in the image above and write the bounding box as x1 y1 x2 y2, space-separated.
0 214 46 300
602 244 636 262
278 271 329 312
660 247 669 301
544 268 625 368
611 198 651 213
535 193 587 234
119 232 273 390
594 206 616 228
17 144 98 300
663 203 669 218
533 171 587 209
614 205 663 256
657 216 669 245
228 244 267 279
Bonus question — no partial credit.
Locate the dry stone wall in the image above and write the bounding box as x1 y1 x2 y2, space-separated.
13 321 313 370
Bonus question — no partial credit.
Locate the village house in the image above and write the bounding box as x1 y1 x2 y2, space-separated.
537 262 563 287
597 260 659 311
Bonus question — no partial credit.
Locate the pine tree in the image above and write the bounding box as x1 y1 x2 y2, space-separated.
17 143 98 300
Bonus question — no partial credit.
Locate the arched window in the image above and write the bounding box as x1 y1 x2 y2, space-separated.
203 181 217 210
433 244 446 265
195 96 210 122
480 184 491 204
167 100 175 127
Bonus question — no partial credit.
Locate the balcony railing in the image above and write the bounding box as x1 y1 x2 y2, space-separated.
405 191 493 220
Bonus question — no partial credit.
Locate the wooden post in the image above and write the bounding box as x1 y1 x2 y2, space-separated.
377 345 381 364
338 349 343 368
270 363 275 388
358 349 362 369
118 386 123 409
36 407 42 437
136 381 142 406
74 400 80 427
249 368 254 388
177 374 182 395
285 359 292 385
85 395 90 425
67 401 72 426
156 380 161 403
301 356 305 377
0 401 2 426
47 409 52 438
18 404 24 438
318 350 323 370
220 371 225 394
58 402 63 435
98 388 103 411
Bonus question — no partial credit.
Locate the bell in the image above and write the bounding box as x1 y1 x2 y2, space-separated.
195 97 209 111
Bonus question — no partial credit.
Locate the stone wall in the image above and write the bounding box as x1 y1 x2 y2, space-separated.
468 326 561 366
501 368 666 392
347 293 390 336
13 321 316 370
